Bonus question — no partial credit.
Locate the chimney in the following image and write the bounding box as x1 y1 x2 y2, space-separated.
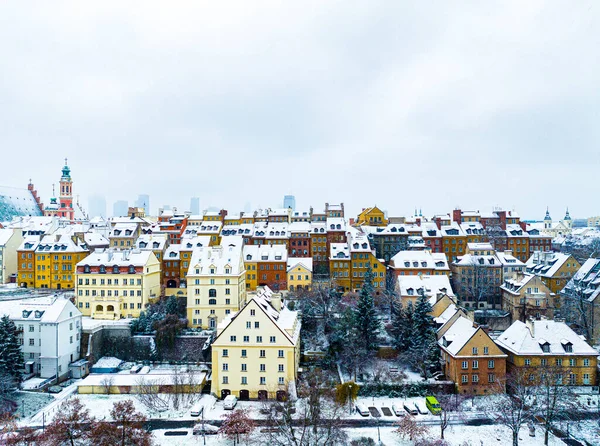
452 209 462 223
435 217 442 230
479 324 490 334
519 221 527 231
525 317 535 336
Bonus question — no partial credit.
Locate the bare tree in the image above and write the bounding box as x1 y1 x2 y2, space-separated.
100 376 115 395
535 365 575 446
560 269 599 344
484 369 538 446
135 377 169 413
436 394 465 440
219 408 254 445
41 398 95 446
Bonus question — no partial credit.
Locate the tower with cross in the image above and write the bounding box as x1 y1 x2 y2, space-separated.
44 158 75 220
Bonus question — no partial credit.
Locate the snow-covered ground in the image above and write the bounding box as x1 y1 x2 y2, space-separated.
151 424 564 445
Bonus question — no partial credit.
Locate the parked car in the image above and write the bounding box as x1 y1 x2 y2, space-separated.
47 386 62 394
355 403 370 417
415 400 428 415
392 404 405 417
192 424 218 435
403 401 418 415
139 366 150 374
223 395 238 410
190 403 203 417
426 396 442 415
129 365 141 374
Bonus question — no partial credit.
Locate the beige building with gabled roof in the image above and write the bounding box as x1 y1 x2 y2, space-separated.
211 286 301 401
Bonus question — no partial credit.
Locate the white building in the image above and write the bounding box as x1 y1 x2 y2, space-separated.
0 228 24 283
0 295 82 379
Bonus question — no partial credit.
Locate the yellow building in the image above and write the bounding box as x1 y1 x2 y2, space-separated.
495 319 598 386
525 251 581 294
356 206 387 227
500 273 556 323
287 258 312 292
348 234 386 292
211 286 301 401
17 237 41 288
75 249 161 319
35 235 89 290
330 243 351 292
109 223 140 249
186 238 246 330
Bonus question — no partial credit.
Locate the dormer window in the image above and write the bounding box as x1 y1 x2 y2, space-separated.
421 262 427 267
362 243 368 249
153 242 159 248
407 288 414 296
128 265 135 274
34 310 44 318
210 268 215 274
404 261 410 267
353 243 359 249
336 224 341 230
330 225 335 230
22 310 31 318
412 262 418 267
84 265 90 274
246 254 252 261
539 340 550 353
99 265 106 274
113 265 120 274
561 340 573 353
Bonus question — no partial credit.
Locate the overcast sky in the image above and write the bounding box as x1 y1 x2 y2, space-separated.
1 1 598 220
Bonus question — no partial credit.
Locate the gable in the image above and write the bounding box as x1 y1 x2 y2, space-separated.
430 294 454 318
456 328 505 357
213 300 294 347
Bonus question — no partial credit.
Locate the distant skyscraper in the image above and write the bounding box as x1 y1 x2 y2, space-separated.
283 195 296 211
135 194 150 216
190 197 200 215
113 200 128 217
88 195 107 218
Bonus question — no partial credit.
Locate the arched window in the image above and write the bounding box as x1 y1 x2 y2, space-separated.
99 265 106 274
128 265 135 274
95 305 103 312
209 299 217 305
107 305 114 312
209 289 217 298
84 265 90 274
113 265 120 274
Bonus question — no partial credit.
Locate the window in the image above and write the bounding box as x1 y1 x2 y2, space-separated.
246 322 251 329
222 363 228 371
278 377 285 385
461 375 468 383
209 299 216 305
472 360 479 369
555 358 563 366
583 374 590 385
254 322 260 329
256 336 263 343
524 359 531 366
569 359 577 367
278 350 284 358
222 376 228 384
472 347 478 355
241 364 247 372
222 349 228 357
488 373 495 383
461 361 468 370
243 336 249 343
250 309 256 316
483 346 489 355
241 349 247 357
278 364 284 372
472 375 479 383
260 349 266 358
260 364 266 372
230 336 236 342
583 359 590 367
260 377 266 385
569 374 577 385
209 289 217 298
270 336 276 343
241 376 247 385
488 360 494 369
29 339 35 346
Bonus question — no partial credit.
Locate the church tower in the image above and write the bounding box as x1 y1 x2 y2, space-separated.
544 207 552 229
58 158 74 220
563 207 572 229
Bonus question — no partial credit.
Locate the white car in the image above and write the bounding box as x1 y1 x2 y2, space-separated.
223 395 238 410
355 403 369 417
190 403 203 417
415 401 428 415
392 404 405 416
403 402 418 415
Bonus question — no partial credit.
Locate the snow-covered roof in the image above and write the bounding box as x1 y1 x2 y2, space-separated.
525 252 572 278
326 217 346 231
391 251 449 271
496 320 597 356
77 371 207 387
329 242 350 260
0 228 17 246
287 257 313 272
0 295 80 323
188 237 244 276
439 316 478 356
77 249 155 267
397 274 455 302
36 234 87 253
136 234 167 250
496 251 526 267
0 185 43 223
434 304 458 325
109 223 138 238
243 244 288 263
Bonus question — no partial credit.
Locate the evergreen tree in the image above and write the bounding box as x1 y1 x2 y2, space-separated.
353 265 381 352
390 299 413 353
165 295 178 316
0 316 23 381
409 294 440 378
